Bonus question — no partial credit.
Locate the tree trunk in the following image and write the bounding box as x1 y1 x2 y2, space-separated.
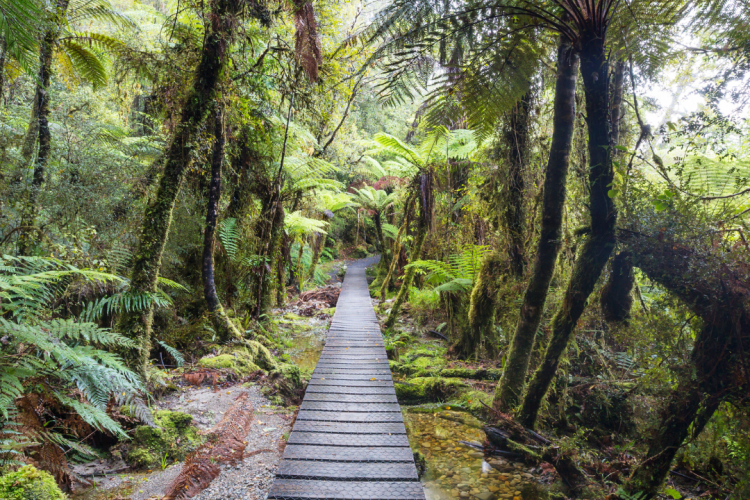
202 110 242 341
600 250 634 322
494 38 579 412
600 61 635 322
517 34 617 428
384 222 427 330
502 92 532 279
0 36 6 105
118 0 241 377
17 0 70 256
380 195 414 301
459 252 505 358
307 231 326 284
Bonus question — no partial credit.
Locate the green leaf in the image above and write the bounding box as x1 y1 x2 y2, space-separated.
663 487 682 499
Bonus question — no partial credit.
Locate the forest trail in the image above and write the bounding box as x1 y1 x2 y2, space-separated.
267 258 426 500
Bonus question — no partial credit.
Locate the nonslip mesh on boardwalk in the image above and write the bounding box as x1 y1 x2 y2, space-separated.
268 259 425 500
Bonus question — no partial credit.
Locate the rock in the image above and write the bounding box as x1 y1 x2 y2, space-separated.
475 492 495 500
457 483 471 491
469 451 484 458
487 486 500 492
460 492 470 498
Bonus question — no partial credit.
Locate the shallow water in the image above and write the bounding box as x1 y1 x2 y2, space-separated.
405 410 535 500
288 330 325 372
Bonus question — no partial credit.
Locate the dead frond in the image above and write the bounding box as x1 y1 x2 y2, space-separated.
294 1 322 82
182 370 220 391
162 392 255 500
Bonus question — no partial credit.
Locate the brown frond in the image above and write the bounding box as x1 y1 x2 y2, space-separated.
294 1 322 82
162 392 257 500
16 394 72 491
182 369 220 391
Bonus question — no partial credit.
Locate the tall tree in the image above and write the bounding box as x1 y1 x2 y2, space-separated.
118 0 244 376
17 0 71 255
494 37 580 411
202 108 243 342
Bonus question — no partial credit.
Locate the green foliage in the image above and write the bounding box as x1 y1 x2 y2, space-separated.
0 465 67 500
0 256 153 465
406 245 490 293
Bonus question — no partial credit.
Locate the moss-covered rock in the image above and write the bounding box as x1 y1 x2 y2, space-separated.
0 465 67 500
198 339 279 377
395 377 470 403
126 410 204 469
351 245 368 258
456 390 493 415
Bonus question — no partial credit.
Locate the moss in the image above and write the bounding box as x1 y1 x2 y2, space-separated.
456 390 493 415
411 355 446 370
351 245 368 258
0 465 67 500
395 376 470 403
126 410 204 469
198 339 279 377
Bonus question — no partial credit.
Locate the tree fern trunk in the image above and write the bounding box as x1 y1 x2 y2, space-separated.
17 0 70 256
119 0 241 377
459 252 505 359
307 232 324 283
517 34 617 428
380 196 414 301
493 38 579 412
202 110 242 342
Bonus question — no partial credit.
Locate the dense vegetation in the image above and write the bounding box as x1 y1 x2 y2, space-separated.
0 0 748 498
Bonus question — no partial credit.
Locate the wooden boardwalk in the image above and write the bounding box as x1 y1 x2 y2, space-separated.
268 259 426 500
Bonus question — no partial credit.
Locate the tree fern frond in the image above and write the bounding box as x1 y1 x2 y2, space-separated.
218 218 240 260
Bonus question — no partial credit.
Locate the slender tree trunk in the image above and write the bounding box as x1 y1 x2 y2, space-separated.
517 34 617 428
600 61 634 322
0 36 6 105
202 110 242 341
307 232 324 283
503 92 532 279
17 0 70 255
494 38 580 411
118 0 241 377
384 222 426 330
374 211 392 275
380 195 414 301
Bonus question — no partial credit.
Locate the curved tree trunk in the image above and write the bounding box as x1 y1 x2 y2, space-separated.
118 0 241 377
494 38 579 412
17 0 70 255
458 252 505 359
202 110 242 342
517 33 617 428
614 227 748 499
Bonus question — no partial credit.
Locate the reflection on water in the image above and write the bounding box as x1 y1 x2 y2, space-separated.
288 330 325 373
405 411 535 500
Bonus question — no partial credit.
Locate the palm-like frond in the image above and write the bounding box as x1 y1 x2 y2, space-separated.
57 39 108 88
406 245 490 293
285 211 329 237
0 0 42 73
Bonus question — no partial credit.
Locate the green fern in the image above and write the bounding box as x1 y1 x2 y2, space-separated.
218 218 240 260
0 256 153 466
406 245 490 293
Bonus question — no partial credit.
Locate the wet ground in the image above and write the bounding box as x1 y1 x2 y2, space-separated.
405 410 536 500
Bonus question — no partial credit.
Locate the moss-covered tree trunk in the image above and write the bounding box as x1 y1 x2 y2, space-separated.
17 0 70 255
493 38 579 412
380 195 414 301
384 222 427 330
118 0 241 377
517 33 617 428
600 61 635 322
307 231 324 283
502 92 532 279
614 226 748 499
458 252 504 358
202 110 242 341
